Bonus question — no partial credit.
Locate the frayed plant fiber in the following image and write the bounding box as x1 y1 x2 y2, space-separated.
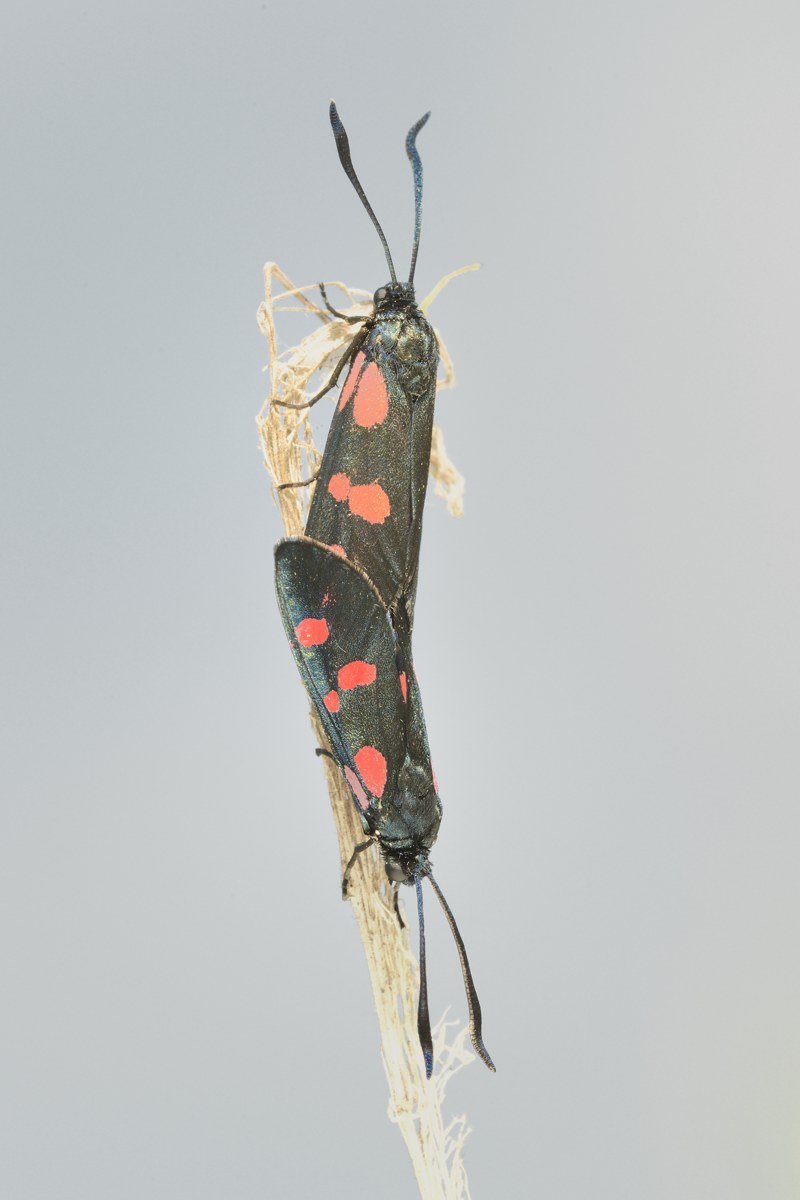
257 263 474 1199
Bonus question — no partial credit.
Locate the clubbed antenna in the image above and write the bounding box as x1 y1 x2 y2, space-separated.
428 872 496 1073
416 877 434 1077
329 101 397 284
405 112 430 289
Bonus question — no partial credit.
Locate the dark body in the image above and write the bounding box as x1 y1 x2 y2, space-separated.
276 284 442 880
274 534 442 878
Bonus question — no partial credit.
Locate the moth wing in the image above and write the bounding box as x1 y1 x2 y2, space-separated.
305 327 437 612
274 537 407 814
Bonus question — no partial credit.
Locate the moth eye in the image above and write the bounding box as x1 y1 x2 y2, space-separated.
374 287 388 304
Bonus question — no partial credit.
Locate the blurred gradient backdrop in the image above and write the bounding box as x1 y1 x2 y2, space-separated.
3 1 800 1197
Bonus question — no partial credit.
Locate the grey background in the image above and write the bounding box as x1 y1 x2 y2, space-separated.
3 1 799 1197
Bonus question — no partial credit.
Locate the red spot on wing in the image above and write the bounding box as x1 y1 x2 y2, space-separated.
344 765 369 810
432 765 439 795
328 473 351 502
328 474 390 525
323 690 339 713
328 544 346 557
399 671 407 703
295 617 329 646
348 482 390 524
354 746 387 799
338 660 377 690
338 351 366 412
352 362 389 428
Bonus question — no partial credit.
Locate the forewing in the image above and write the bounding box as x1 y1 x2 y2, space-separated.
305 318 437 612
274 537 407 816
386 599 434 775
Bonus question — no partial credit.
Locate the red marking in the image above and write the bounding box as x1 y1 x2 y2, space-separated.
348 482 390 524
338 660 377 690
328 544 346 557
323 690 339 713
355 746 387 798
328 474 390 525
353 362 389 428
344 765 369 810
328 473 351 502
321 591 333 607
432 766 439 795
338 351 366 411
399 671 407 703
295 617 329 646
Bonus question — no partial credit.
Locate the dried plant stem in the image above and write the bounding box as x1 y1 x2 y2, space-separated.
257 264 472 1198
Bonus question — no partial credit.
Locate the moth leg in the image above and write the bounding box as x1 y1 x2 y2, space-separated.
318 282 364 325
272 329 369 411
342 838 375 898
392 881 406 931
277 470 319 492
313 750 375 894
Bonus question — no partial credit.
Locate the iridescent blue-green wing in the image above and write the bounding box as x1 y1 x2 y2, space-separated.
274 537 408 816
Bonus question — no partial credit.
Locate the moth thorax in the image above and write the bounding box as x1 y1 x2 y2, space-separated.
399 762 439 814
393 318 438 398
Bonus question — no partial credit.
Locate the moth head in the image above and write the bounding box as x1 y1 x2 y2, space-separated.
382 849 430 885
373 281 415 311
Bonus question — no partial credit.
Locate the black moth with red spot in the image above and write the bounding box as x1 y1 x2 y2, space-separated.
273 103 494 1078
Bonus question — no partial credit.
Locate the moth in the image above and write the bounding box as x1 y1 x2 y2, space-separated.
274 103 494 1077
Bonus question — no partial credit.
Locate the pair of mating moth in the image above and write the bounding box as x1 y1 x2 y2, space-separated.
273 103 494 1078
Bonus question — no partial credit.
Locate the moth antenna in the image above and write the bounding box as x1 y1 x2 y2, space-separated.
415 877 434 1078
405 111 430 290
329 101 397 284
427 872 496 1073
